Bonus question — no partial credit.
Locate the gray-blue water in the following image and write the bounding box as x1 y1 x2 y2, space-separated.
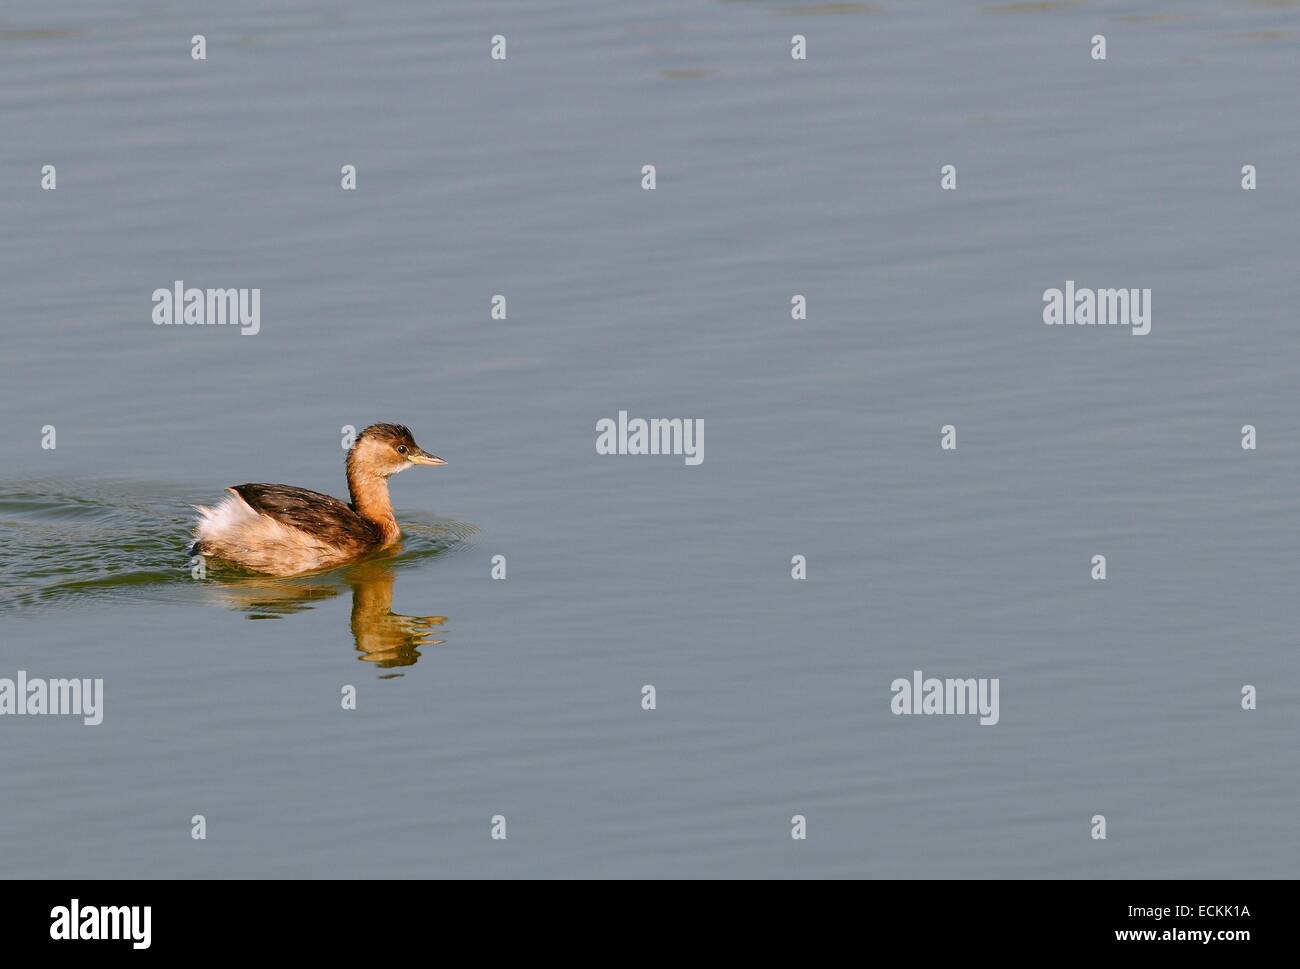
1 0 1298 878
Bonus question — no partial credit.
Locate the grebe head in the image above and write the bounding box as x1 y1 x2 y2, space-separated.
348 423 446 479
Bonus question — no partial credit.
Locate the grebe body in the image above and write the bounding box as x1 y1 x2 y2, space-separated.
191 423 445 576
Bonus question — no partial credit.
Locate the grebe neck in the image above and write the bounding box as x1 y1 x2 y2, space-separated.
347 468 401 545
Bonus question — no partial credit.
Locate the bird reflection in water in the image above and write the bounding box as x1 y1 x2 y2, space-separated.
207 553 447 674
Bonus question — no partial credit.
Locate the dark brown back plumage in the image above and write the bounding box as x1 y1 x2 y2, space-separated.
230 483 380 555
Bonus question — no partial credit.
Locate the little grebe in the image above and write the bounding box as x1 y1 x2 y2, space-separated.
191 423 446 576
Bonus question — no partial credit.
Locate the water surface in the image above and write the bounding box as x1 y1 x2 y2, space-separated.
1 0 1298 877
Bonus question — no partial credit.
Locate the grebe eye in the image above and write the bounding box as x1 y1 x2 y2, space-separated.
397 445 408 455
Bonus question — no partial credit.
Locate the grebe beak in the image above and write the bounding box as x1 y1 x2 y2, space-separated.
409 449 447 467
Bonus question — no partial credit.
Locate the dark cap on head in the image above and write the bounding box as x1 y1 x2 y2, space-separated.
348 422 446 471
356 423 417 448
